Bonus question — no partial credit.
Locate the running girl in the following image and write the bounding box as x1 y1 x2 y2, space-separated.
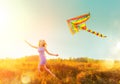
25 40 58 77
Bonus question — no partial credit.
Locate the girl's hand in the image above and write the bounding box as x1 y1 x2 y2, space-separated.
55 54 59 56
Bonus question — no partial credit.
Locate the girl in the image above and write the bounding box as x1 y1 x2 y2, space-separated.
25 40 58 77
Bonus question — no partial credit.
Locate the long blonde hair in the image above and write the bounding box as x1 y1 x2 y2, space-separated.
38 40 47 47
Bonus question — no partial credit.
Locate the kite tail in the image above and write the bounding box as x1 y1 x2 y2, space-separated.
86 29 107 38
81 25 107 38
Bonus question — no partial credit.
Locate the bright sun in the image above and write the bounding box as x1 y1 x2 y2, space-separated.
0 2 39 59
0 5 27 58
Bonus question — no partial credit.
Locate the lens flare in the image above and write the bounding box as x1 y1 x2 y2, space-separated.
21 73 31 84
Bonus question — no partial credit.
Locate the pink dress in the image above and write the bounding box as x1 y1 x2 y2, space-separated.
38 47 46 65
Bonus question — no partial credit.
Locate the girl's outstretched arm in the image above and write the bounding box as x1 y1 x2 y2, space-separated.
25 40 38 49
45 48 58 56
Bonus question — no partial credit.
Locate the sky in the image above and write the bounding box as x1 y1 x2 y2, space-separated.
0 0 120 60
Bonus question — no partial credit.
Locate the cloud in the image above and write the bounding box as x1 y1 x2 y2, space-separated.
109 41 120 60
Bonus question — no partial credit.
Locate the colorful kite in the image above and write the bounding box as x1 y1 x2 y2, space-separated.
67 13 107 38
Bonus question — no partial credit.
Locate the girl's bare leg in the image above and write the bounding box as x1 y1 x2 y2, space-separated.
44 65 56 78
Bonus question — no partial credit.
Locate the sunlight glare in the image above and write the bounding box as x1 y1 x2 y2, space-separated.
116 42 120 50
103 59 114 69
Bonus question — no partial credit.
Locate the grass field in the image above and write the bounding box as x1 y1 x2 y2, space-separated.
0 56 120 84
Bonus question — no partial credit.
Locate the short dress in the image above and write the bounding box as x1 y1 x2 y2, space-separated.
38 47 46 65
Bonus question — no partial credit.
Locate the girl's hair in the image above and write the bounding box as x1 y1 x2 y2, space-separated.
38 40 47 47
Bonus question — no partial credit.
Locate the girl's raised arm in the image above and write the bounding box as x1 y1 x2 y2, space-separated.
45 48 58 56
25 40 38 49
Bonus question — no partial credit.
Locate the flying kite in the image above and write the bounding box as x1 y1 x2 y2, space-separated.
67 13 107 38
